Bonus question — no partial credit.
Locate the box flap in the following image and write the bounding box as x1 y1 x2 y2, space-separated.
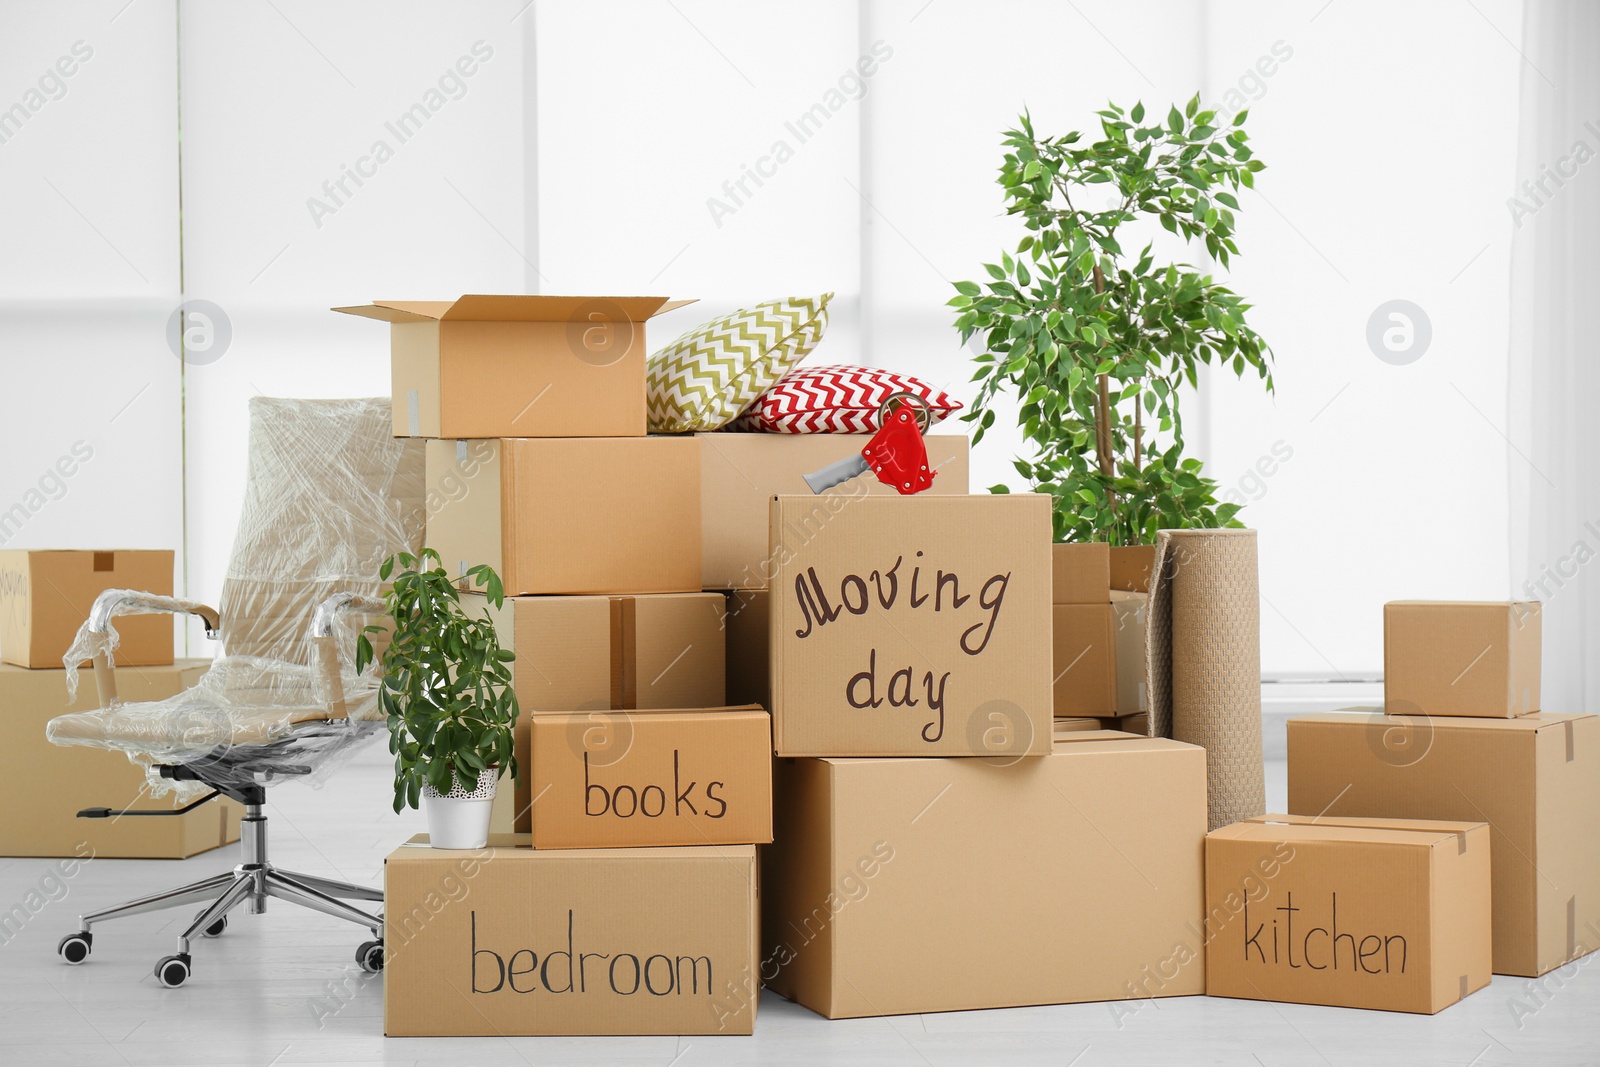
528 703 763 719
333 296 695 323
1242 812 1486 838
331 301 456 322
1293 710 1594 733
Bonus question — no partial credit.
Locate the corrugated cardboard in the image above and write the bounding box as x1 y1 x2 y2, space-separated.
698 431 969 592
1052 604 1116 716
1205 814 1492 1014
522 706 771 849
762 732 1207 1018
722 589 769 709
426 437 700 596
1111 590 1149 715
768 494 1052 757
1110 545 1157 593
1052 715 1104 734
1051 542 1109 604
1287 711 1600 977
333 295 695 439
0 661 241 857
384 835 758 1036
1384 601 1541 717
472 591 727 834
0 550 174 668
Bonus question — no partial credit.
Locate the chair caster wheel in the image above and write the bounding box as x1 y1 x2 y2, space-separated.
58 932 92 965
200 916 227 938
155 953 191 988
356 939 384 973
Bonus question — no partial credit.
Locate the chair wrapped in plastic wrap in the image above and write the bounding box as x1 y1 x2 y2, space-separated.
46 397 425 800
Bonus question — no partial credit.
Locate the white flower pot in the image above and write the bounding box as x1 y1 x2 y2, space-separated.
422 770 498 850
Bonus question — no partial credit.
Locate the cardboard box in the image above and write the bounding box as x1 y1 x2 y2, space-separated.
762 731 1208 1017
1384 601 1540 717
0 550 174 668
722 589 770 709
768 494 1052 758
473 591 727 834
0 661 242 857
1205 814 1492 1014
1110 544 1157 593
1111 590 1149 715
426 437 700 596
521 706 771 849
1052 716 1104 734
1102 712 1150 736
1052 603 1115 716
334 296 694 439
698 431 969 592
1287 711 1600 977
384 835 758 1036
1051 542 1109 604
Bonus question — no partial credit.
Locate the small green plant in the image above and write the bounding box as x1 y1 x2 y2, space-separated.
356 549 519 814
951 98 1274 545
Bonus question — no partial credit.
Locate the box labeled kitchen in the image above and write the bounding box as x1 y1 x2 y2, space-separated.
768 494 1052 757
426 437 700 597
0 549 174 668
334 295 694 439
384 836 758 1036
0 662 242 857
699 431 969 592
522 705 771 849
1287 710 1600 977
1205 814 1492 1014
468 591 726 833
762 731 1207 1017
1384 601 1540 717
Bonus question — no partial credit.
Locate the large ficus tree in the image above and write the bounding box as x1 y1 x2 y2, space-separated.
951 98 1274 545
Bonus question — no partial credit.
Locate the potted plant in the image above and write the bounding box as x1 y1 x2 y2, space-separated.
356 548 519 850
951 97 1274 546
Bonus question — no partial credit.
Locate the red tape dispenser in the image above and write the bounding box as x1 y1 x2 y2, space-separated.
801 392 936 496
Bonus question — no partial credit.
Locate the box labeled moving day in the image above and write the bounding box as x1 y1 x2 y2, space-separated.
1111 590 1149 715
768 494 1052 757
426 437 700 597
470 591 727 834
1205 814 1492 1014
0 549 174 668
522 706 772 849
1052 604 1115 716
762 731 1208 1018
0 662 242 857
384 836 758 1036
1287 711 1600 977
1384 601 1540 717
698 431 969 592
334 295 694 438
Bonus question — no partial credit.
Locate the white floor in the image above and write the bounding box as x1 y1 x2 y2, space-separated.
2 747 1597 1067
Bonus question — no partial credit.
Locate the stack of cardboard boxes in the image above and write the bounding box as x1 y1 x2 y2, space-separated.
348 297 773 1037
1282 601 1600 984
0 549 242 862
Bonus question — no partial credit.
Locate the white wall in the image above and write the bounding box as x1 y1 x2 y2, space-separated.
0 0 1525 676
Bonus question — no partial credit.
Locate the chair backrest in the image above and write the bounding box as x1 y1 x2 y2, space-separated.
217 397 424 665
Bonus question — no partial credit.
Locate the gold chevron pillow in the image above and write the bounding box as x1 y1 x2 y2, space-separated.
646 294 832 433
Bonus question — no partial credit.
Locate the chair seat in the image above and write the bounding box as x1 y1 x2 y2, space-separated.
48 701 340 750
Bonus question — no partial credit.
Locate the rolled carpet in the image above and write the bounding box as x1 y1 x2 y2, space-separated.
1145 528 1265 830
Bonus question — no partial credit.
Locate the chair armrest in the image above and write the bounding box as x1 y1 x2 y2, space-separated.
309 592 388 719
85 589 222 708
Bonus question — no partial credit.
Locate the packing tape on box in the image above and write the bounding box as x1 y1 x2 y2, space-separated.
1145 528 1266 831
609 596 638 710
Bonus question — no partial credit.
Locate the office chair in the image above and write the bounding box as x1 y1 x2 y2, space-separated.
46 397 424 987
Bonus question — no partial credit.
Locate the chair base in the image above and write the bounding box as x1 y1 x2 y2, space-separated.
60 802 383 985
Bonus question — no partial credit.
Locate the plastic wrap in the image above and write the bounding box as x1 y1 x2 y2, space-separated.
47 397 425 798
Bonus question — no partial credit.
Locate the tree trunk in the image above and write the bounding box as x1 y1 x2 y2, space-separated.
1090 264 1118 516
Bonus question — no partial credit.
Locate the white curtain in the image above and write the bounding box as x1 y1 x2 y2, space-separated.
1509 1 1600 709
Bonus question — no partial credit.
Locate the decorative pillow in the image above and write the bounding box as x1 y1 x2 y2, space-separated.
647 294 831 434
731 364 962 434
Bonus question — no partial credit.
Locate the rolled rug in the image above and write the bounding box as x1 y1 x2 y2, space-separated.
1144 528 1265 830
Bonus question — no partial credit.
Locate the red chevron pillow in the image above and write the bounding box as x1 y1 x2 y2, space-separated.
731 364 962 434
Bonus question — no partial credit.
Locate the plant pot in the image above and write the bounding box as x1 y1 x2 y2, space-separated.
422 770 498 850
